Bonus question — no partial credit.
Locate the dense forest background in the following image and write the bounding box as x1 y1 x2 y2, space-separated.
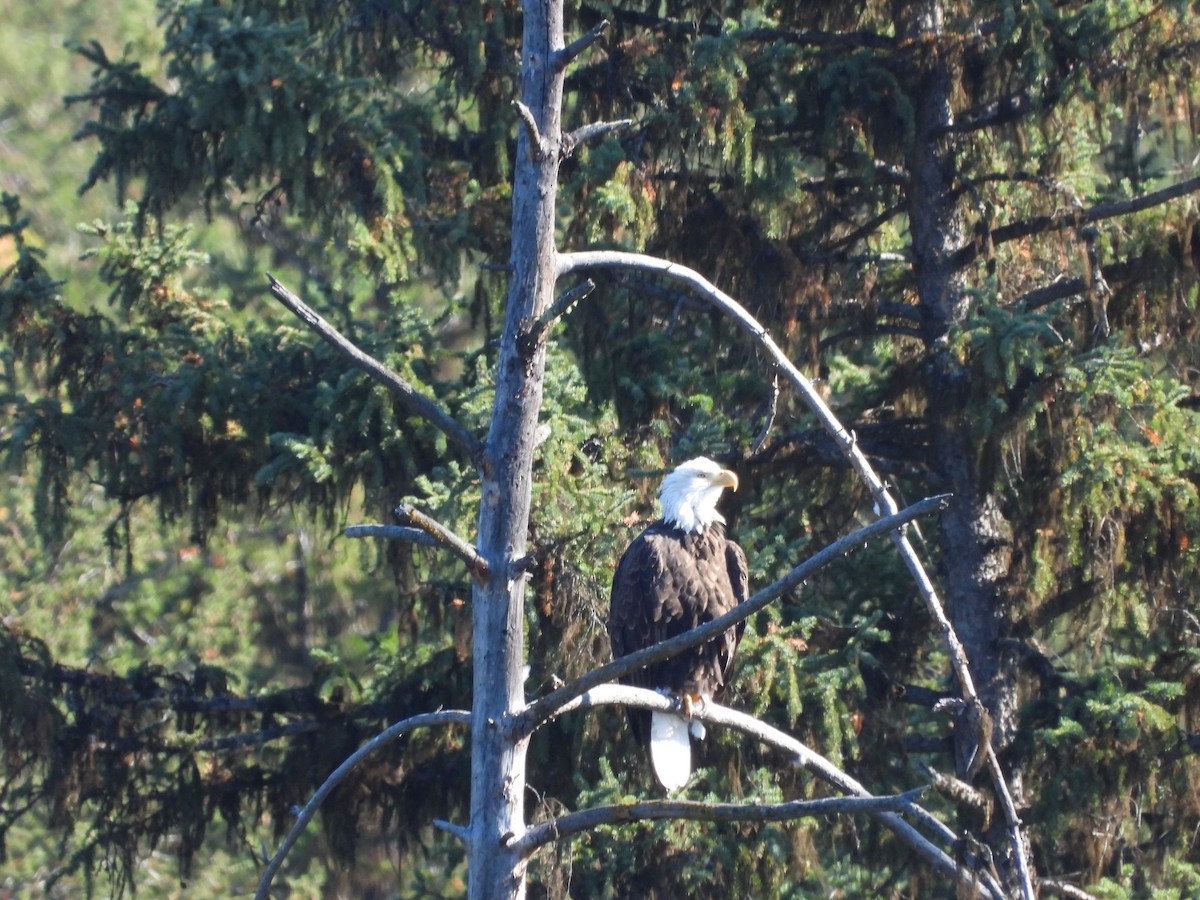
3 0 1200 896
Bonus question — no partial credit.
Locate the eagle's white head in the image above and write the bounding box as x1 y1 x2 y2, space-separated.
659 456 739 533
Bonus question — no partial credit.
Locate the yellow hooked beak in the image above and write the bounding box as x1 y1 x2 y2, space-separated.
713 469 739 491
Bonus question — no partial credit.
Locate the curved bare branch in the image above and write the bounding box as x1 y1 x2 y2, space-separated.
555 247 1025 890
557 252 897 508
254 709 471 900
556 250 979 697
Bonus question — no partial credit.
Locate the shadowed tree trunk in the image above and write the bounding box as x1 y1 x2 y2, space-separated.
896 0 1026 887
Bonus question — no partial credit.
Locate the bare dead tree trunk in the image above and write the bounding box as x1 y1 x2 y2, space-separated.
467 1 565 896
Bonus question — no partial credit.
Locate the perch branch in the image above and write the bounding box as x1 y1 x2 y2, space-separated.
515 494 948 737
566 684 961 851
254 709 471 900
534 685 1003 899
557 248 1028 895
267 274 481 460
555 18 611 71
394 503 490 582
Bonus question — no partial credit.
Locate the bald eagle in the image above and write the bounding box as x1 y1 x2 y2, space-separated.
608 457 749 791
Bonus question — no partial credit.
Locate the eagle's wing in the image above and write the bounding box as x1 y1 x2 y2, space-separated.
726 538 750 609
608 529 677 748
714 537 750 699
609 529 674 688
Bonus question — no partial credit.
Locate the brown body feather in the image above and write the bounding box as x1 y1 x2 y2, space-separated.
608 520 749 746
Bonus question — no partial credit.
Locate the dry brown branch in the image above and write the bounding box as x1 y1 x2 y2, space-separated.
952 175 1200 269
394 503 490 582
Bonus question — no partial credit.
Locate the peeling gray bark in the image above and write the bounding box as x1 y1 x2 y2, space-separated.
467 1 565 896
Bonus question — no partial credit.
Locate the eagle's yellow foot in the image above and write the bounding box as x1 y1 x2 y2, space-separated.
680 692 711 719
681 692 698 719
681 693 708 740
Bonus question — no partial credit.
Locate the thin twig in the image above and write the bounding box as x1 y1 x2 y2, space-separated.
522 279 595 351
515 494 949 737
184 720 322 753
76 719 328 756
394 503 490 582
254 710 470 900
555 19 611 71
267 274 481 460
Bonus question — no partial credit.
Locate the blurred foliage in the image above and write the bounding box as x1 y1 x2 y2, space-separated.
1 0 1199 896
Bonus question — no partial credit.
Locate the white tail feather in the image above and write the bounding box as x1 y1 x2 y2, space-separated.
650 711 691 791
